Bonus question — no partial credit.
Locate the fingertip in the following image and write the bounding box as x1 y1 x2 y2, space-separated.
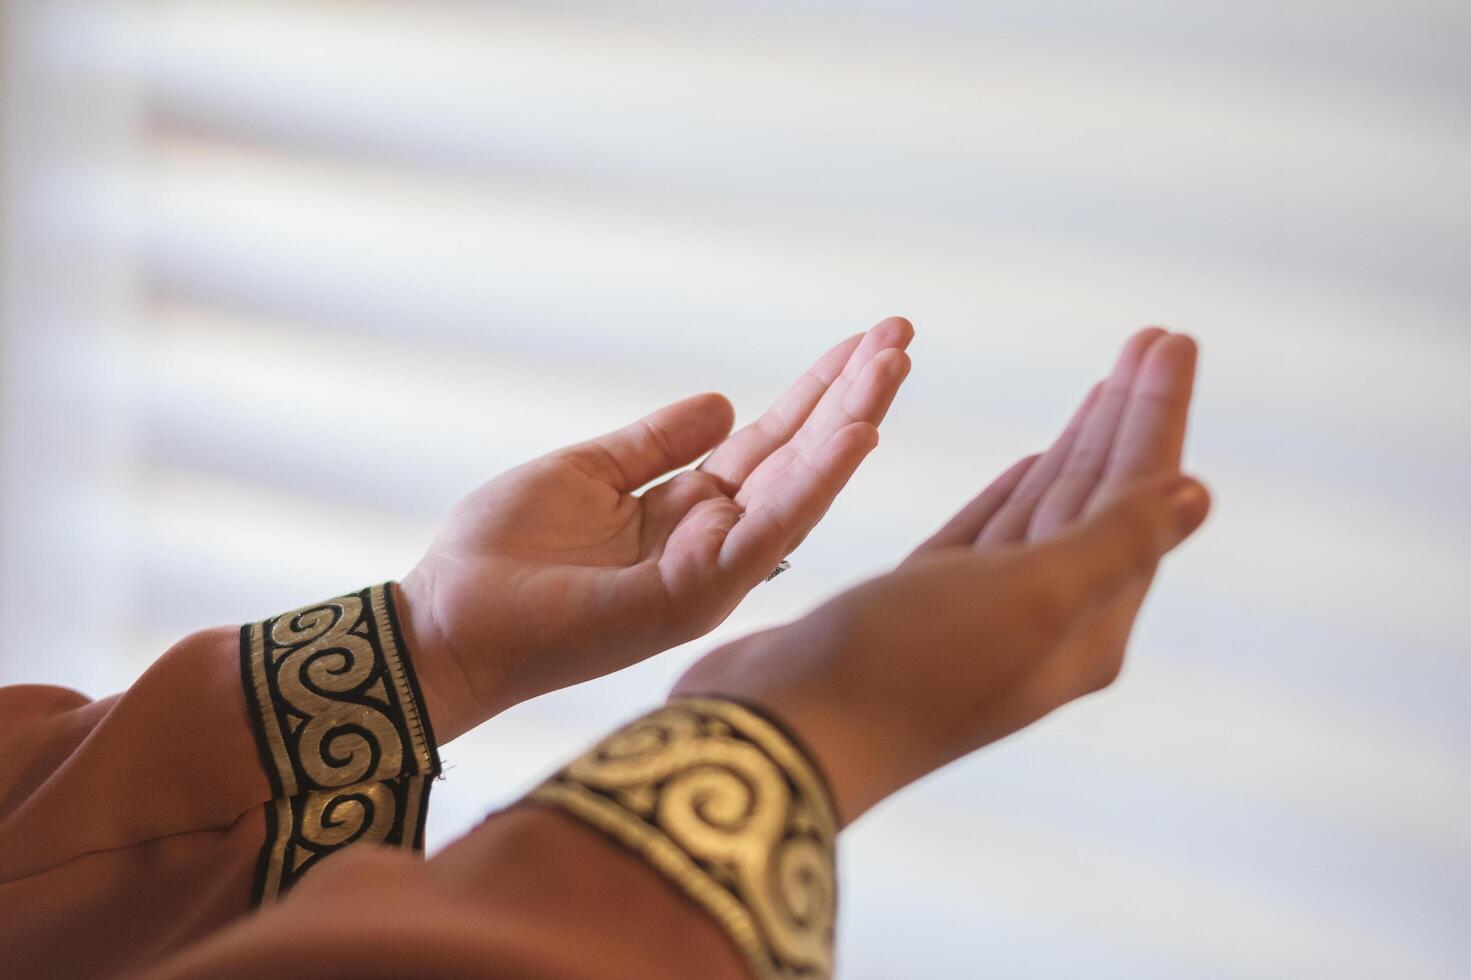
1144 328 1200 365
1145 325 1200 350
660 392 737 464
1169 333 1200 372
1157 331 1198 359
835 420 881 456
1172 475 1211 529
1131 326 1169 350
871 315 915 350
871 346 912 380
842 349 912 425
690 390 737 434
1161 474 1211 545
1135 332 1199 391
1105 328 1169 384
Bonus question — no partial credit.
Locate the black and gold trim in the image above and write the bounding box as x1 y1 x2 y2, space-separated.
528 697 838 980
241 583 440 904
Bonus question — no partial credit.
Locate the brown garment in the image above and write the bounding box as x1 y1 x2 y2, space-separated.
0 628 272 976
0 621 750 978
142 806 747 980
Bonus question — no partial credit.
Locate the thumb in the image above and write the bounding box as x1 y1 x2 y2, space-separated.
561 392 736 492
1033 473 1211 609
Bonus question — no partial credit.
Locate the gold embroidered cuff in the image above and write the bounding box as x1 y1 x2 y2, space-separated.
528 696 838 980
241 583 440 903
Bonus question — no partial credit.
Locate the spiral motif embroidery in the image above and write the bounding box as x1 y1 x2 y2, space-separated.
242 583 439 903
529 698 838 980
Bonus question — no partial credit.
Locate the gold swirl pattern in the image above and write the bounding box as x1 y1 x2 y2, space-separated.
242 583 439 903
529 697 838 980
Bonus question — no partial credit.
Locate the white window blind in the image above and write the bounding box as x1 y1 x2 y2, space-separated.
3 2 1468 976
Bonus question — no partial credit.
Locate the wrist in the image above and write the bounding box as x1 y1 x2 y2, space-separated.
671 612 905 829
393 572 498 743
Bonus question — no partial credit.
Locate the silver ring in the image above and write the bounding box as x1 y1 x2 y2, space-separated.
764 559 791 583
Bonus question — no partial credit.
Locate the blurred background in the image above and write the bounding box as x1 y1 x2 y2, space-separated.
2 1 1468 976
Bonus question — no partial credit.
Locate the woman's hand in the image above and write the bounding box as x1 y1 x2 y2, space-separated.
673 329 1207 824
398 318 914 740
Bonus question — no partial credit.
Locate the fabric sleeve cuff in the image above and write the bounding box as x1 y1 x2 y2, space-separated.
241 582 441 903
527 696 838 980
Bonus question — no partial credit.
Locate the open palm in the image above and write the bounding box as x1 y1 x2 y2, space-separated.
399 319 914 736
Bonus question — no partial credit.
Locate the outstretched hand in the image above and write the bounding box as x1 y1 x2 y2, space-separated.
904 327 1199 732
399 318 914 740
675 329 1207 825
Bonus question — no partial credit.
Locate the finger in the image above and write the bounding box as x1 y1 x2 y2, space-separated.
839 347 912 434
943 470 1208 757
974 380 1104 547
559 392 736 493
1090 333 1198 505
701 316 912 491
1031 473 1211 615
907 454 1040 557
699 332 863 490
734 346 909 510
1024 327 1169 539
637 470 732 560
717 422 880 583
785 316 914 460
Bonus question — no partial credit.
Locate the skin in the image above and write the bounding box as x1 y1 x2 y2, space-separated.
673 329 1209 825
397 317 916 741
396 322 1207 828
144 325 1206 980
